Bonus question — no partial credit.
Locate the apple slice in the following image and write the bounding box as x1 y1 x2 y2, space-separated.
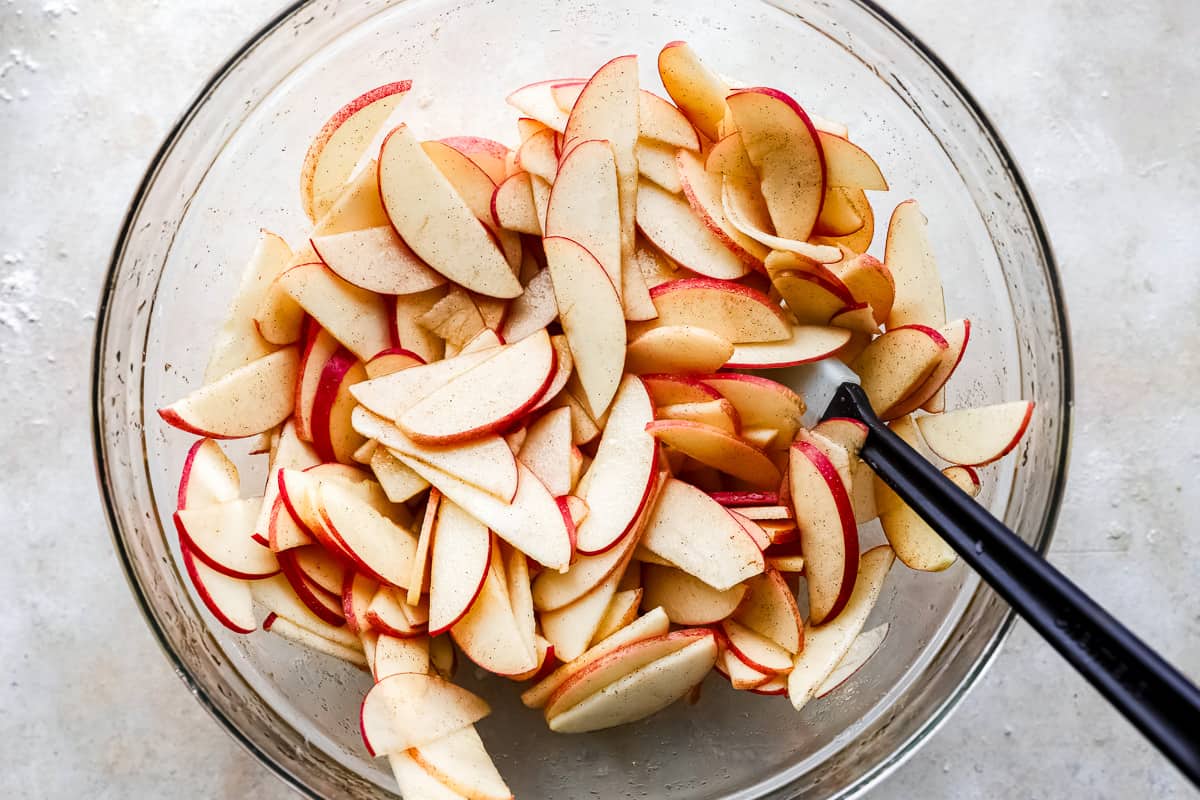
204 231 292 381
641 374 723 406
546 139 622 295
572 376 658 554
625 325 733 375
726 88 825 241
391 455 572 570
641 478 765 591
417 286 486 349
850 324 948 416
885 319 970 418
790 439 859 625
657 41 729 142
528 335 575 415
378 125 521 299
676 149 768 269
389 753 468 800
506 78 578 131
515 128 558 182
721 619 792 674
287 545 349 597
544 628 713 720
365 347 425 380
554 83 701 151
533 517 642 612
277 262 392 361
258 424 321 546
175 497 277 580
547 631 718 733
254 269 307 347
884 200 946 329
411 726 513 800
732 569 803 654
503 543 537 658
428 500 492 635
451 561 538 676
440 135 511 183
373 634 430 680
829 303 879 335
720 646 774 691
300 81 411 221
352 344 501 420
311 226 445 295
159 346 299 439
788 545 895 710
657 399 739 434
543 236 626 417
828 252 894 326
635 140 683 193
310 159 390 237
631 239 687 288
521 607 670 708
540 568 628 665
407 490 440 605
517 407 574 497
177 438 240 509
366 585 427 638
815 623 889 698
393 288 447 364
636 179 750 280
942 465 982 497
395 329 555 444
315 481 418 588
353 409 517 502
263 613 367 666
815 187 865 236
718 183 842 265
491 171 541 235
179 541 256 634
724 325 851 369
309 347 366 464
646 420 780 488
917 401 1035 466
368 448 429 503
641 563 746 625
594 588 644 644
501 268 558 343
422 140 523 271
697 373 805 443
708 490 779 507
361 672 489 756
254 572 351 634
648 278 790 343
818 132 888 190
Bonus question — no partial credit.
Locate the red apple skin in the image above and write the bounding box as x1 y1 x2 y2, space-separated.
427 532 493 637
173 512 280 581
709 491 780 507
251 533 270 548
555 496 579 554
277 549 349 627
640 374 724 405
792 439 859 624
156 408 223 439
309 347 360 463
649 277 791 334
178 536 256 634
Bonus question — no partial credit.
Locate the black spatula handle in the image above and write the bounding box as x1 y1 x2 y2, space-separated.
825 382 1200 786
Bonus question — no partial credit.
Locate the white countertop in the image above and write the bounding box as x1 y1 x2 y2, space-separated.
1 0 1197 797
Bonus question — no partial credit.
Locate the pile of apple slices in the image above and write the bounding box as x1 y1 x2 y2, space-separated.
159 40 1035 798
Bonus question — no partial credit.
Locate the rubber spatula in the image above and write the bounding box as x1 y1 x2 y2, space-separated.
786 358 1200 786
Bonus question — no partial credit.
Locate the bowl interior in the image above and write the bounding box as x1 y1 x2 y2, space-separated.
94 0 1070 798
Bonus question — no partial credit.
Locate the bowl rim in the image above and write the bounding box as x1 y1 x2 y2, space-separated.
90 1 1074 797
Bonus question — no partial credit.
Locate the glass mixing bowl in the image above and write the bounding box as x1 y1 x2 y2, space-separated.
92 0 1072 797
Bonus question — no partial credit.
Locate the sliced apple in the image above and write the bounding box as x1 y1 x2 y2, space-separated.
507 78 578 131
641 478 764 591
177 438 239 510
411 726 513 800
697 373 806 443
572 376 658 554
315 481 418 588
657 41 728 142
554 83 701 152
636 179 750 280
179 540 256 634
254 572 350 634
378 125 521 298
204 231 292 381
542 236 626 417
676 149 769 269
491 171 541 235
641 563 746 625
547 631 718 733
515 128 558 182
311 159 391 237
277 262 392 361
641 373 723 406
850 324 948 416
721 619 792 674
528 334 575 415
388 752 468 800
533 518 642 611
521 607 670 708
393 288 447 364
364 347 425 381
263 613 367 666
621 252 659 322
517 407 574 497
300 81 411 221
724 324 851 370
440 135 511 183
428 500 492 635
159 346 298 439
310 226 444 296
648 420 780 488
657 399 739 434
732 569 803 654
884 200 945 329
373 634 430 680
719 646 774 691
395 329 555 444
499 269 556 344
942 465 982 497
788 545 895 710
886 318 970 418
422 139 523 270
718 183 842 264
541 556 632 663
635 139 683 193
632 238 687 288
828 252 894 326
593 588 644 644
451 560 537 676
360 672 489 756
366 585 427 638
818 132 887 190
625 325 733 375
815 622 889 698
503 542 537 657
917 401 1035 466
546 139 622 294
648 278 789 343
175 497 277 580
790 439 859 625
309 347 367 464
351 344 500 421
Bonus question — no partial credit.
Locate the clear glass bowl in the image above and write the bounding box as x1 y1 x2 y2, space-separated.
91 0 1072 797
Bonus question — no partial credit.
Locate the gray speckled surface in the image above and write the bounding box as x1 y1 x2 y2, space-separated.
2 0 1198 797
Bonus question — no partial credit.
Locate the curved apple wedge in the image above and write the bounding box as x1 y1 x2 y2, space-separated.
641 564 746 625
541 560 632 663
594 588 644 644
389 753 469 800
657 41 729 142
159 347 299 439
724 325 850 370
178 438 240 509
395 329 556 444
372 634 430 681
647 419 780 488
721 618 793 674
315 481 418 588
441 135 510 183
262 613 367 666
379 125 521 299
547 631 718 733
625 325 733 375
309 347 367 465
816 623 889 698
543 236 626 417
491 171 541 235
917 400 1034 467
179 541 256 634
546 139 622 294
506 78 577 131
175 497 277 580
572 375 658 555
636 179 750 280
517 407 574 498
451 560 538 677
657 398 739 434
278 263 392 362
533 520 640 612
886 319 970 419
206 231 293 381
351 347 501 421
850 324 948 416
676 150 767 270
788 545 895 710
818 131 888 190
790 440 860 625
884 199 946 329
429 501 492 635
360 672 490 757
641 478 765 591
718 182 842 265
698 373 805 443
942 465 982 496
411 726 513 800
649 278 790 343
733 569 804 655
311 226 445 295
